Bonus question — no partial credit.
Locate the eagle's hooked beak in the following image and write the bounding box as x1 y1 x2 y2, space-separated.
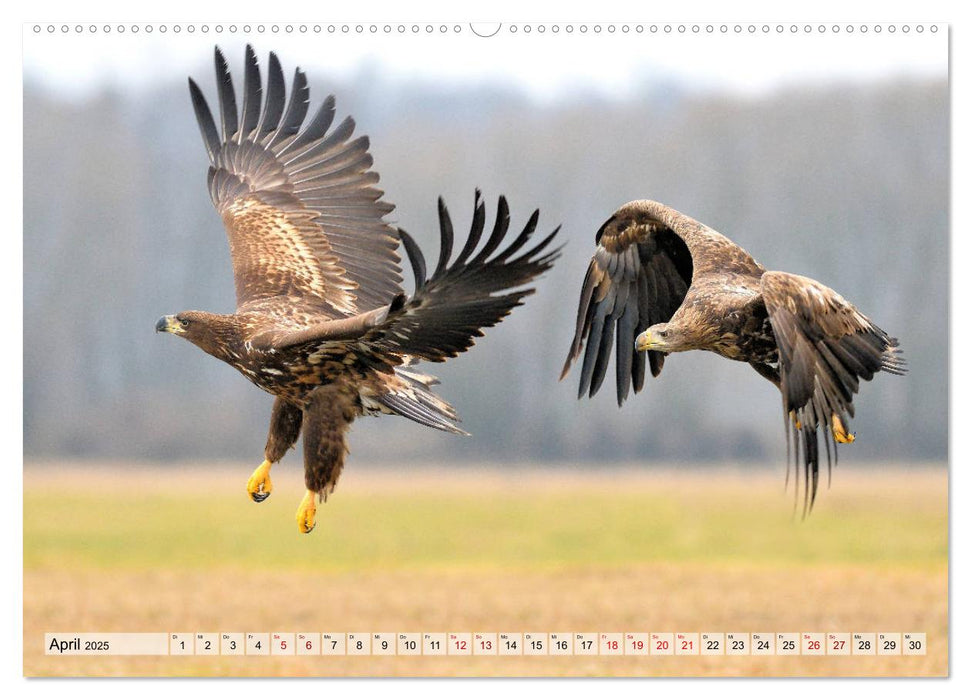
635 330 654 352
156 315 182 334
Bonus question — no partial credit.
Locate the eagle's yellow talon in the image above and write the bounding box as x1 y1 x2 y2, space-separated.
296 490 317 534
246 459 273 502
832 415 855 444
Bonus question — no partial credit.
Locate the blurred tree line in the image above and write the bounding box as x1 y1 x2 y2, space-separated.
23 66 947 466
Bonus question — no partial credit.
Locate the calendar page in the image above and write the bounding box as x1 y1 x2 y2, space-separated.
22 18 948 678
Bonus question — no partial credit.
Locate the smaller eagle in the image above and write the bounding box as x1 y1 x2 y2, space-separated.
157 46 560 533
561 200 905 511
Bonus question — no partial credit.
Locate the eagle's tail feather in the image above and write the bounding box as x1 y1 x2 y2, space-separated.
373 364 469 436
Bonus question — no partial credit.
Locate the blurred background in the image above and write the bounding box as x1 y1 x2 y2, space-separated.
23 28 948 467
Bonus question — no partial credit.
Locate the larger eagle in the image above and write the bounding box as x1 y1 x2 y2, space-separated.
156 46 559 533
561 200 905 511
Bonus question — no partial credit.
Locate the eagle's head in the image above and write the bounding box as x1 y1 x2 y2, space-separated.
156 311 239 360
635 322 688 354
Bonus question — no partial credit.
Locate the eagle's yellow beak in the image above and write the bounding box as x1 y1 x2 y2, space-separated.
155 315 183 334
635 331 654 352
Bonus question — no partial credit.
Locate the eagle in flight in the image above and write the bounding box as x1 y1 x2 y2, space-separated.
561 200 905 512
156 46 560 533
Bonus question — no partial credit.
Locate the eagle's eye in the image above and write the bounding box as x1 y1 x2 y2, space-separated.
180 318 190 328
657 329 668 338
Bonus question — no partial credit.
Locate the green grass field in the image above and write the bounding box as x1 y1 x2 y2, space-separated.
23 462 948 676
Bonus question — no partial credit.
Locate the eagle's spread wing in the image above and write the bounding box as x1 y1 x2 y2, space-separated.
189 45 401 316
760 270 905 509
560 221 687 404
367 191 561 362
561 200 762 405
249 192 559 358
244 192 559 436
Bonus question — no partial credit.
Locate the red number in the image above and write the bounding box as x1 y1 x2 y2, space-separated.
657 640 669 650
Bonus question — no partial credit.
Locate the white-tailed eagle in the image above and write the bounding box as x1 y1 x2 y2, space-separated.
561 200 904 511
157 46 560 532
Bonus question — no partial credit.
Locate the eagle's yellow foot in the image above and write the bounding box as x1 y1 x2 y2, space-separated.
296 490 317 534
246 460 273 503
832 415 856 444
790 412 802 430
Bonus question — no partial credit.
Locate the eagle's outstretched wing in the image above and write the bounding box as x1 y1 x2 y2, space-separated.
367 191 561 362
561 200 762 405
189 45 401 316
254 192 560 361
760 271 905 510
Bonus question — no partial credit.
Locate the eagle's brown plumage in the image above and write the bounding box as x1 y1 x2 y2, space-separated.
561 200 905 512
158 46 560 532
